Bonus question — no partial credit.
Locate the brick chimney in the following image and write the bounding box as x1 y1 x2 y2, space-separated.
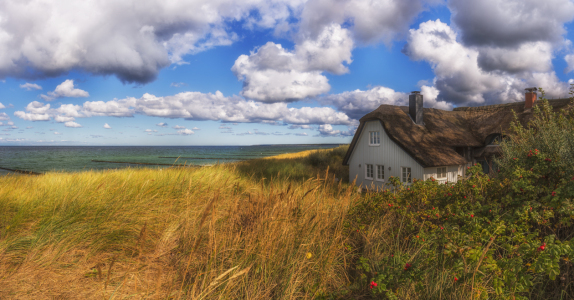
409 91 423 125
525 87 537 109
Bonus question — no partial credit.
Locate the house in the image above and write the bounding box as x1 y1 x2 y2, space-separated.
342 89 573 188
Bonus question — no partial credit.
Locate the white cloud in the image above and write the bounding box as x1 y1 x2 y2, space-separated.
40 80 89 101
449 0 574 48
64 121 82 128
192 127 200 130
565 54 574 74
14 90 353 126
53 132 62 135
294 132 308 136
54 115 75 123
173 125 185 129
178 129 194 135
14 111 50 121
19 82 42 90
0 102 5 109
232 24 353 102
403 20 570 106
156 122 168 127
0 0 307 83
299 0 431 45
0 112 9 120
316 124 356 137
144 129 158 132
26 126 33 129
103 123 111 129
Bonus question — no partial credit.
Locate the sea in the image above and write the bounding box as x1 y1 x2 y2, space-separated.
0 144 341 175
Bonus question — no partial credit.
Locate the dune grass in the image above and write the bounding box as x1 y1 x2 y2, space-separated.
0 146 357 299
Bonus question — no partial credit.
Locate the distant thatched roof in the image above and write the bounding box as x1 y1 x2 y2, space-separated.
343 99 574 167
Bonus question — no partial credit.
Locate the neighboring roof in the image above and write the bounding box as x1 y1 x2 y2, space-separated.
343 98 574 168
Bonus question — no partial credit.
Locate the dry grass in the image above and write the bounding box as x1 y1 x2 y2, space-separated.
263 149 324 160
0 154 359 299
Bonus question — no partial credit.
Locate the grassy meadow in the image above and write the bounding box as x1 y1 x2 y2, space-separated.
0 146 357 299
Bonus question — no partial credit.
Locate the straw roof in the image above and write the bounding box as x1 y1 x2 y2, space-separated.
343 98 574 168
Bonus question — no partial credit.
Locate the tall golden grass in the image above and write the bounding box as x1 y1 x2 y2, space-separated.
0 148 358 299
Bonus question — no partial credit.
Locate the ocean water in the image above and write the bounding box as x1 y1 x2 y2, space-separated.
0 144 340 175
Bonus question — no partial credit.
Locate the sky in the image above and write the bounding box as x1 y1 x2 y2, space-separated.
1 0 574 146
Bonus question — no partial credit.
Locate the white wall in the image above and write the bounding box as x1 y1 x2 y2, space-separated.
348 120 424 190
423 164 466 184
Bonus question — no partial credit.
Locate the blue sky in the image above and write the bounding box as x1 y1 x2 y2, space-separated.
1 0 573 145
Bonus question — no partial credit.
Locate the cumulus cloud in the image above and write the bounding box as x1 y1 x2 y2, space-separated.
0 0 309 84
40 80 89 101
294 132 308 136
0 112 9 121
173 125 185 129
299 0 432 45
14 111 51 121
178 129 194 135
232 24 353 102
0 103 4 109
14 91 354 126
449 0 574 48
322 84 452 117
316 124 355 137
403 20 570 106
103 123 111 129
54 115 75 123
64 121 82 128
192 127 200 130
20 83 42 90
156 122 168 127
565 54 574 74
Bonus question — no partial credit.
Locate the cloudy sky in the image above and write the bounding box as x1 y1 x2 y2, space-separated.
1 0 574 145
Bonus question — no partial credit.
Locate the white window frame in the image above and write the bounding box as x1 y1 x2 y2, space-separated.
437 167 447 179
401 167 412 183
376 164 385 182
369 131 380 146
365 164 374 180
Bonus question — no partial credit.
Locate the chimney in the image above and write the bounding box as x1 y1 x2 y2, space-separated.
409 91 423 125
525 87 537 109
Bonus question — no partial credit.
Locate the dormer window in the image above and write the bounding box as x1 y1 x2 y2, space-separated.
369 131 380 145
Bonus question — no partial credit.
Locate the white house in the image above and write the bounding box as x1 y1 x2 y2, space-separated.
342 89 572 189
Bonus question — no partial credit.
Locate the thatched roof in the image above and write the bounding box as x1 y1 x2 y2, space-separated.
343 98 574 167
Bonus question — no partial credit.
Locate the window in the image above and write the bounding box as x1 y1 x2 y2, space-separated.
369 131 380 145
365 164 374 180
437 167 446 179
402 167 411 183
376 165 385 181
